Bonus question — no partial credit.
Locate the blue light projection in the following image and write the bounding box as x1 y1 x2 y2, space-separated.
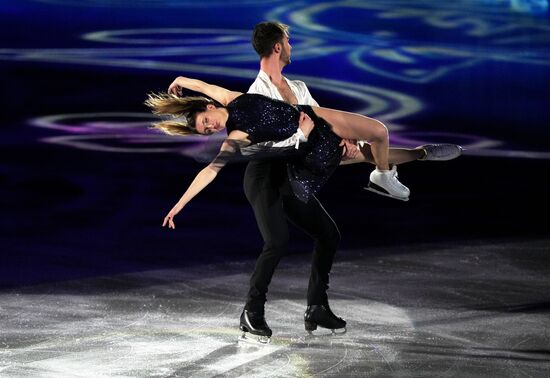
1 0 548 158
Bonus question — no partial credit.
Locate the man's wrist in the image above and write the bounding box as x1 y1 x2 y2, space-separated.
297 128 308 142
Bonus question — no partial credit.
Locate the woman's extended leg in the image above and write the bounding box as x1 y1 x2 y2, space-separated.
340 144 463 166
340 145 424 166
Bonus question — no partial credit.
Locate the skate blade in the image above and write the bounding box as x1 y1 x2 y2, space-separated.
238 333 271 345
306 327 347 337
364 185 409 202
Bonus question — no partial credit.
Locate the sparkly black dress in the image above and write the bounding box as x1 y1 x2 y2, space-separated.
224 94 343 202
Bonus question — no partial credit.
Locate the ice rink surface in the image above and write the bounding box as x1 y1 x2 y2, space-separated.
2 238 549 377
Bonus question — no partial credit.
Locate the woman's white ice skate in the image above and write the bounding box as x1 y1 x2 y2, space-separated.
365 166 410 201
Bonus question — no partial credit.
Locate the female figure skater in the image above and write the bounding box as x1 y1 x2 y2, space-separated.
145 86 410 228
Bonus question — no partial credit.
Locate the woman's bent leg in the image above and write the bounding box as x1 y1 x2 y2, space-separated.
313 106 410 200
311 106 390 170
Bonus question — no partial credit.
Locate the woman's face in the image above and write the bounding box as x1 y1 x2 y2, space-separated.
195 104 227 135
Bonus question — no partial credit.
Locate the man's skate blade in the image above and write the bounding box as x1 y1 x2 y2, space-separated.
306 327 347 337
364 185 409 202
238 333 271 345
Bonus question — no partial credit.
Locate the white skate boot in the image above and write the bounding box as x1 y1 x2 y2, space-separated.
365 165 410 201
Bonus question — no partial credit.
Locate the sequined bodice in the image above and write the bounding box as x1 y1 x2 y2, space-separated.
224 93 343 202
226 94 300 144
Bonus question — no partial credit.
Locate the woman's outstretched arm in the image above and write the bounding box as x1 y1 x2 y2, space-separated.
162 130 248 229
167 76 242 106
162 162 222 229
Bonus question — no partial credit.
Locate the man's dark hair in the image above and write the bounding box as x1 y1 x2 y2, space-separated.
252 21 289 58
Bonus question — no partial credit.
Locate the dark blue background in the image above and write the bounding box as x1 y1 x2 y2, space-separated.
1 0 549 288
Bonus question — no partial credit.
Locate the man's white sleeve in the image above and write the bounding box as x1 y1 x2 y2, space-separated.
240 128 308 156
269 128 308 149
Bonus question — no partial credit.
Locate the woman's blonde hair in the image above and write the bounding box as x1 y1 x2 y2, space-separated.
144 92 217 136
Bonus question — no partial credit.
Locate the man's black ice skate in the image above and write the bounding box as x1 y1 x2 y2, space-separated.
304 304 346 335
238 309 272 344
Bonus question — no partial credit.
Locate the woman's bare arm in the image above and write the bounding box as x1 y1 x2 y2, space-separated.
162 130 247 229
167 76 242 106
162 163 220 229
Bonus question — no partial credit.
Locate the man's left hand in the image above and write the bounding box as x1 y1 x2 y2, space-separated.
340 139 359 159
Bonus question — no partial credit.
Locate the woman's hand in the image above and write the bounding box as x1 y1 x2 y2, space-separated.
160 165 220 231
298 112 315 138
162 206 181 229
167 76 186 96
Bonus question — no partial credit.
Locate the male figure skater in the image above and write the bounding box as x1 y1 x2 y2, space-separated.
240 21 349 342
242 21 461 342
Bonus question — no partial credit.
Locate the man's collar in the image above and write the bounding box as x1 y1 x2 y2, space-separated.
258 69 289 85
258 70 270 81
